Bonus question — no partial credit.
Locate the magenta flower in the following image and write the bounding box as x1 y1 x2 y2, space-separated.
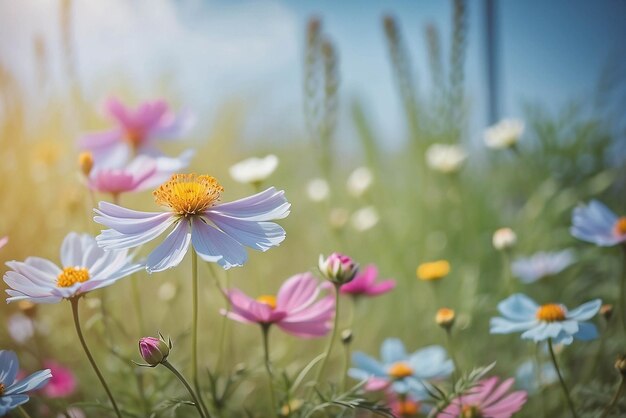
88 152 193 197
41 361 77 398
438 377 527 418
79 98 193 166
222 272 335 338
340 264 395 297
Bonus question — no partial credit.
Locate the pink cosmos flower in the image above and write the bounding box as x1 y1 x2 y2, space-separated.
88 152 193 197
222 272 335 338
339 264 395 297
79 98 193 166
42 361 77 398
438 377 527 418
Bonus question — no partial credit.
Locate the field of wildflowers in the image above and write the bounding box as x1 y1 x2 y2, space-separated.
1 1 626 417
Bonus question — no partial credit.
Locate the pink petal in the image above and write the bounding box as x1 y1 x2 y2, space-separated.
276 273 320 313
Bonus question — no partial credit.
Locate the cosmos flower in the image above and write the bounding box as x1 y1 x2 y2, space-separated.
3 232 142 304
349 338 453 397
483 118 524 149
221 272 335 338
386 391 423 417
319 253 359 285
490 293 601 345
437 376 527 418
78 98 193 167
425 143 467 174
0 350 52 415
94 174 290 272
346 167 373 197
492 228 517 251
571 200 626 247
339 264 395 297
229 155 279 185
511 249 575 283
41 361 77 398
416 260 450 281
87 151 193 197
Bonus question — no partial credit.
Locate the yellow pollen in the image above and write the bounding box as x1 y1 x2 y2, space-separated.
153 174 224 216
388 362 413 379
461 405 483 418
417 260 450 281
397 400 418 416
615 217 626 236
0 382 4 396
256 295 277 310
536 304 566 322
57 267 90 288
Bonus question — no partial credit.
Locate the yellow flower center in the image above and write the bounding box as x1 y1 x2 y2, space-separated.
153 174 224 216
388 362 413 379
536 304 566 322
417 260 450 281
57 267 90 287
0 382 4 396
435 308 456 327
256 295 277 310
614 217 626 236
397 400 418 416
461 405 483 418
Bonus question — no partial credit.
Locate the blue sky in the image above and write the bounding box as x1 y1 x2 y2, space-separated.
0 0 624 147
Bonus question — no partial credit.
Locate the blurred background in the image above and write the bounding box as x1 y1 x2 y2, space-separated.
1 0 626 416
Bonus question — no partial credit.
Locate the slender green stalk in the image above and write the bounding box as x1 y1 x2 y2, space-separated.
340 337 351 392
70 298 123 418
601 376 625 418
445 329 459 383
261 325 278 417
162 360 208 418
190 251 210 418
501 249 513 295
547 339 578 418
620 245 626 337
17 406 33 418
533 345 548 418
313 284 341 386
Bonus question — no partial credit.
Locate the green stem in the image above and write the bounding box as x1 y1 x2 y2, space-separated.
601 376 625 418
261 325 278 417
547 339 578 418
533 345 548 418
17 406 33 418
502 249 513 295
313 284 341 387
445 329 459 383
190 251 210 418
162 360 208 418
620 245 626 337
70 298 123 418
341 338 351 392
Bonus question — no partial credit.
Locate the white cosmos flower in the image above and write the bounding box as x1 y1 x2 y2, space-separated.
351 207 379 231
425 144 467 173
484 118 524 149
492 227 517 250
229 154 279 185
347 167 373 197
307 178 330 202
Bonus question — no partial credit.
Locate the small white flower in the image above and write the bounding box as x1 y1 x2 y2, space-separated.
492 227 517 250
347 167 373 197
307 178 330 202
7 314 34 344
425 144 467 173
229 154 279 184
484 118 524 149
351 206 379 231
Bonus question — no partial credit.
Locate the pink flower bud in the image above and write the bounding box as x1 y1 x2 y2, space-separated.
319 252 359 285
138 334 171 367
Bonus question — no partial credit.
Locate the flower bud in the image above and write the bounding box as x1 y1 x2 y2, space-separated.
492 228 517 251
341 329 353 345
435 308 456 329
600 304 613 321
138 334 171 367
615 354 626 376
319 253 359 285
78 152 94 177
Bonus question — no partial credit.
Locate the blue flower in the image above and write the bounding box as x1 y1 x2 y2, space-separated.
490 293 601 345
511 249 575 283
348 338 453 398
0 350 52 416
571 200 626 247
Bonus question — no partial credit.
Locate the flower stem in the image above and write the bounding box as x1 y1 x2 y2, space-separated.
190 251 210 418
70 297 123 418
601 375 625 418
261 324 278 417
620 245 626 337
313 283 341 387
445 328 460 383
163 360 208 418
547 339 578 418
17 406 33 418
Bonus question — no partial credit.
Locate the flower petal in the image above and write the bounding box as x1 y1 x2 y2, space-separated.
146 221 191 273
380 338 407 364
0 350 19 386
566 299 601 321
5 369 52 395
209 187 290 221
190 217 247 269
